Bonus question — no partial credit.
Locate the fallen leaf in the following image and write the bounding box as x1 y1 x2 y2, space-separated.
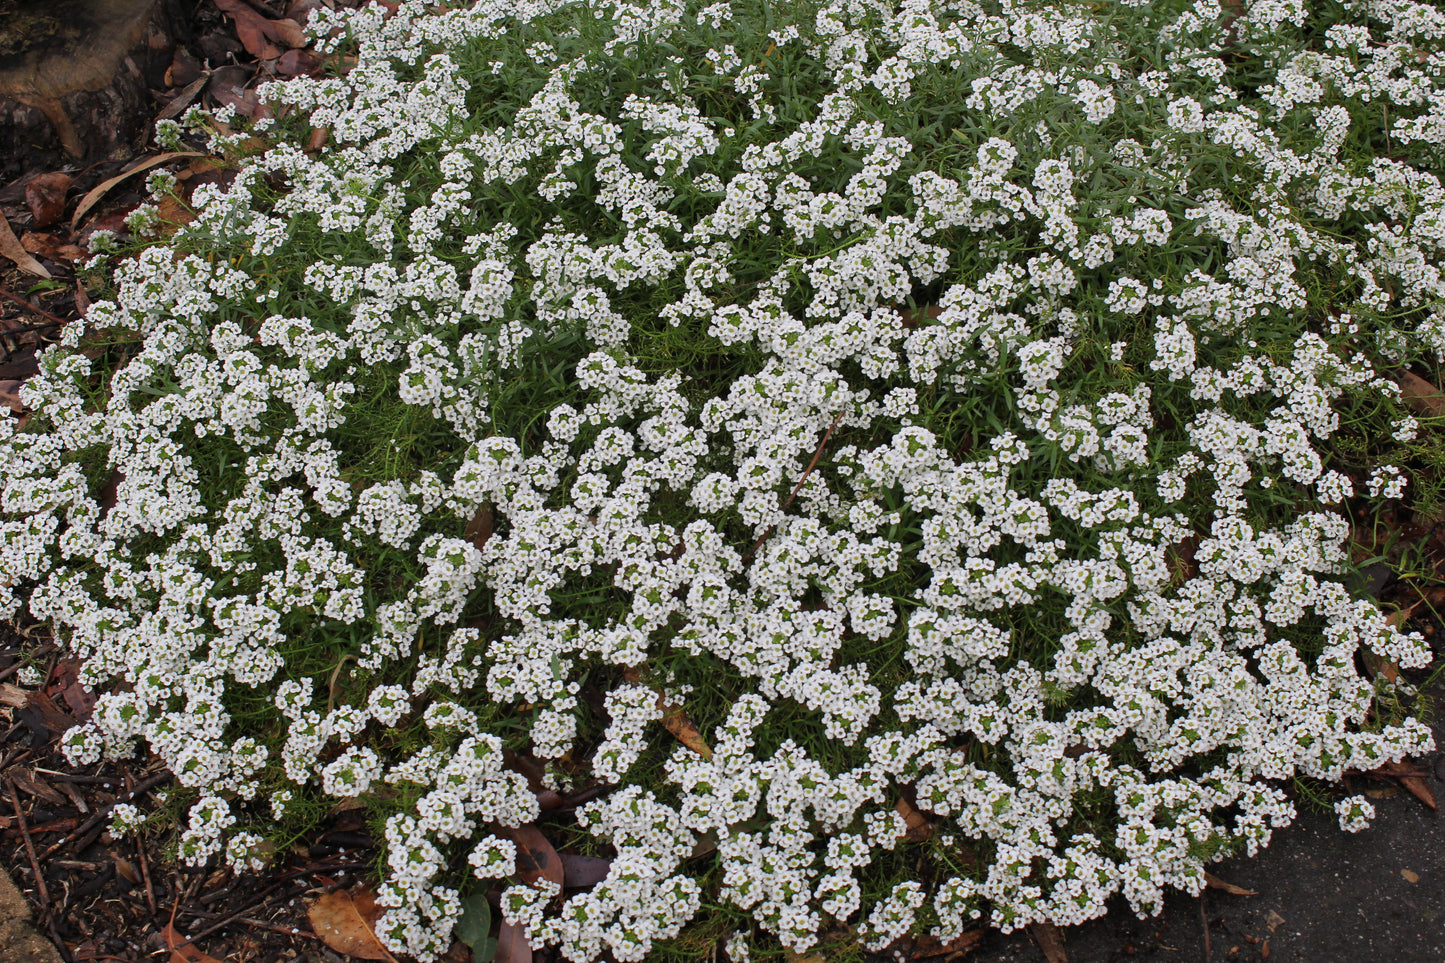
71 153 208 231
0 381 25 414
155 195 196 238
163 923 225 963
558 854 611 888
0 213 50 279
306 888 398 962
895 796 934 843
25 173 72 229
506 824 564 892
20 232 85 262
1261 940 1270 959
214 0 308 59
1395 369 1445 419
1204 871 1257 896
114 857 140 884
1266 910 1285 932
1029 921 1068 963
660 701 712 760
61 678 97 720
909 928 984 960
278 48 325 78
465 504 494 551
163 899 226 963
1402 868 1420 883
496 920 532 963
1360 648 1400 685
1379 760 1438 811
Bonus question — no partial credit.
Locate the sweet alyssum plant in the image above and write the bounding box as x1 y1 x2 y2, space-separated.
4 0 1444 958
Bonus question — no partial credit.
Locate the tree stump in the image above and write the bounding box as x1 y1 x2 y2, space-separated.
0 0 189 170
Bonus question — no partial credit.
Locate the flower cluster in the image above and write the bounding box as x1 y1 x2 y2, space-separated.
3 0 1441 959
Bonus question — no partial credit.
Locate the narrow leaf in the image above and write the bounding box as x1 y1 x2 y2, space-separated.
1380 760 1438 811
1029 921 1068 963
1204 871 1257 896
163 923 225 963
71 153 207 231
0 213 49 279
1395 369 1445 419
660 701 713 759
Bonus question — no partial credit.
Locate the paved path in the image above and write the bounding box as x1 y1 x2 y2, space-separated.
0 864 62 963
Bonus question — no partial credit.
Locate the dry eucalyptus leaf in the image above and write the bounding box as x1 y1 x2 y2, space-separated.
1204 871 1257 896
0 213 50 278
306 888 398 962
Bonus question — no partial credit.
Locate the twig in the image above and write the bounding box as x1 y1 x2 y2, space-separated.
742 409 846 562
40 770 172 859
0 748 33 774
165 882 310 954
0 287 68 327
136 834 158 919
7 779 52 914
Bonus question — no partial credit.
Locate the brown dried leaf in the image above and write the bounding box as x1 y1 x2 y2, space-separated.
163 923 226 963
496 920 533 963
558 854 611 889
25 173 72 229
506 824 565 892
20 232 85 262
909 928 984 960
71 153 208 231
8 769 65 803
306 888 398 961
213 0 298 59
661 701 712 760
465 504 494 551
1395 369 1445 419
114 856 140 884
0 381 25 414
278 48 325 78
1380 760 1438 811
895 796 933 843
0 213 50 279
156 195 196 239
1204 871 1257 896
1028 921 1068 963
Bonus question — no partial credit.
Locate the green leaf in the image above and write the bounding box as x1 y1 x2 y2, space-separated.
456 891 496 960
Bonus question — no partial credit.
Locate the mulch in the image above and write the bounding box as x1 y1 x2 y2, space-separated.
0 617 383 963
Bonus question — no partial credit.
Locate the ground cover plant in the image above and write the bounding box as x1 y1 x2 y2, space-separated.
3 0 1445 958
